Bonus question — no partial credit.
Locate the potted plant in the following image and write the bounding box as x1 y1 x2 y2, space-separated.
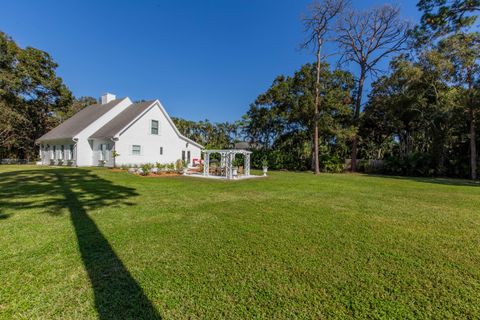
262 158 268 176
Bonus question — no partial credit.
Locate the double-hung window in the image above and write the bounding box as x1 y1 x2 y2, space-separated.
132 145 141 155
151 120 159 135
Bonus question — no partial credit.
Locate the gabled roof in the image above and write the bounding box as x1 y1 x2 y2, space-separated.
89 101 155 139
36 98 125 142
90 99 204 149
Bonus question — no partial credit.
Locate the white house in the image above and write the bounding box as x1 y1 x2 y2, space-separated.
36 93 203 167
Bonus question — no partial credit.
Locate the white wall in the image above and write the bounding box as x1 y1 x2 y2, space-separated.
114 103 201 166
75 98 132 166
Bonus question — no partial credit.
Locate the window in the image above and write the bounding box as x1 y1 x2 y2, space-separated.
160 147 163 155
132 145 141 155
151 120 159 135
53 146 56 159
60 145 64 160
187 151 191 163
182 150 186 161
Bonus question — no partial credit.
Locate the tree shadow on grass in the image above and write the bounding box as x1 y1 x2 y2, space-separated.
364 174 480 187
0 168 161 319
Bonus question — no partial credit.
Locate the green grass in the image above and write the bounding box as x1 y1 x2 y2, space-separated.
0 165 479 319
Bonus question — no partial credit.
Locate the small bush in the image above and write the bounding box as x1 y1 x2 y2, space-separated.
320 155 344 173
175 159 186 171
140 163 153 176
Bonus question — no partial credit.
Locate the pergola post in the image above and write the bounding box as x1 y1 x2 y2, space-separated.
244 152 250 176
226 151 233 179
203 152 209 176
220 152 226 168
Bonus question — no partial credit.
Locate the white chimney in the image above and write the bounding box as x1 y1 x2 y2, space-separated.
101 93 116 104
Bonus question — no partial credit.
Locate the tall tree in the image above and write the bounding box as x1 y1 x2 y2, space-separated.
0 31 72 159
438 33 480 179
417 0 479 37
301 0 347 174
243 63 354 171
336 5 410 171
418 0 480 179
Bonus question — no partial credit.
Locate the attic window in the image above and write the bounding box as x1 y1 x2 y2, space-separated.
151 120 159 135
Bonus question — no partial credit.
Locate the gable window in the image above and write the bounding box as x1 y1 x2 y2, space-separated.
132 145 141 155
151 120 159 135
160 147 163 155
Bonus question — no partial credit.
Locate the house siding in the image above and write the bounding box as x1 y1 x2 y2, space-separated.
114 104 201 166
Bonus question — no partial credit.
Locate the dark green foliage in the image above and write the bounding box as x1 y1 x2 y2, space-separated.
172 117 241 149
0 31 73 159
244 63 355 171
417 0 479 38
360 47 479 178
382 153 435 176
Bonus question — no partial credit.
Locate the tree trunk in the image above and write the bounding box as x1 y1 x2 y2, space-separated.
351 68 366 172
313 39 322 174
470 108 477 180
467 68 476 180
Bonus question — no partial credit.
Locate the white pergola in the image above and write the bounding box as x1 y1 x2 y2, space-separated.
202 149 251 179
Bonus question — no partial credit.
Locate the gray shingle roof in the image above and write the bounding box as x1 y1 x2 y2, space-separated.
89 100 155 139
36 98 125 142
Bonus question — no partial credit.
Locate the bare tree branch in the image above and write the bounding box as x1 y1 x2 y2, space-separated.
336 4 410 171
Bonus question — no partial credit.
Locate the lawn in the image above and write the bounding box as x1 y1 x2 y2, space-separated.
0 166 479 319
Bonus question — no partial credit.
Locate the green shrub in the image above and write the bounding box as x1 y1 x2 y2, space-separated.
320 154 344 173
140 163 153 176
175 159 186 171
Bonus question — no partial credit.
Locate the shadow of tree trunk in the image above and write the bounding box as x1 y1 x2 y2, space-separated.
56 172 162 320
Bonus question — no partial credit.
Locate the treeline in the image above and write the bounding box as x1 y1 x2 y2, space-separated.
2 0 479 179
171 118 242 149
176 0 480 179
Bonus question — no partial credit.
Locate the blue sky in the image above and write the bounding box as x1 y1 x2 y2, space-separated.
1 0 420 122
